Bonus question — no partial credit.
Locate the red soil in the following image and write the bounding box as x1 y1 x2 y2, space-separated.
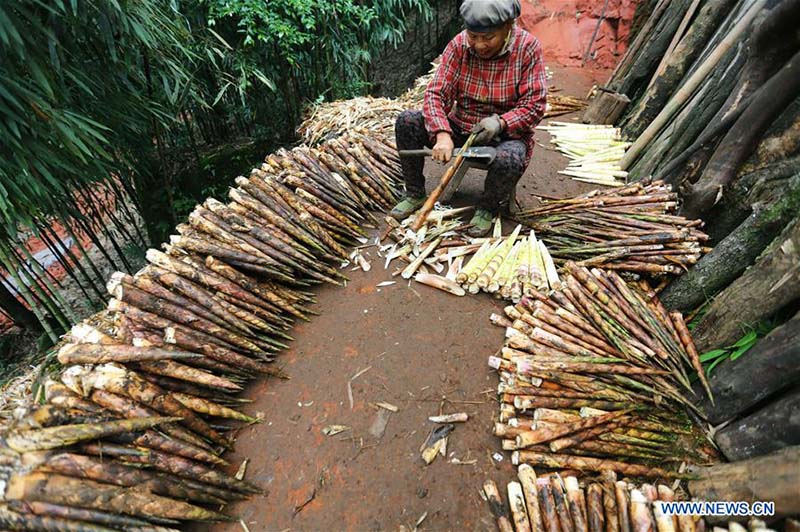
519 0 639 68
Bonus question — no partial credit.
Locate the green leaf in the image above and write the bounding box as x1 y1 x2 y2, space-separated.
730 342 755 361
706 356 727 375
728 330 758 349
699 349 728 362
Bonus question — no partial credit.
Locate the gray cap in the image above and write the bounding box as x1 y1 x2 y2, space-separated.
460 0 521 32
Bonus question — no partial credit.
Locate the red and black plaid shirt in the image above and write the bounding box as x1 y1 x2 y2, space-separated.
423 26 547 164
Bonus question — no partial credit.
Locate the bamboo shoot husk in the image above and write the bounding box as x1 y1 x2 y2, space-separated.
4 417 178 453
5 472 229 522
513 452 686 478
6 500 156 530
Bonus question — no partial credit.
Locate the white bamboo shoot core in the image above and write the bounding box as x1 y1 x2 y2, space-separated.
541 122 628 186
428 412 468 423
414 273 465 296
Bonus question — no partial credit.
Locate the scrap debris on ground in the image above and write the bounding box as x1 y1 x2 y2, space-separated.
380 209 561 303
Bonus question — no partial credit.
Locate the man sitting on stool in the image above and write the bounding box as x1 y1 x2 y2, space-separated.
390 0 547 237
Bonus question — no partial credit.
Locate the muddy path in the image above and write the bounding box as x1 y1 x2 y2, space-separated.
196 65 607 532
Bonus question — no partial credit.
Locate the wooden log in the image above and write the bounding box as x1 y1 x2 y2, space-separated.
692 220 800 351
683 49 800 219
616 0 692 103
608 0 670 88
582 89 630 125
688 446 800 519
662 173 800 312
715 386 800 461
634 44 744 180
622 0 738 138
620 0 768 170
694 311 800 424
702 155 800 245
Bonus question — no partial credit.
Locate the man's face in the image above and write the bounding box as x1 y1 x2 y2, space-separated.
466 22 512 59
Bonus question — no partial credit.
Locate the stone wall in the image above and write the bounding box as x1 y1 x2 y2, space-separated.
369 0 462 97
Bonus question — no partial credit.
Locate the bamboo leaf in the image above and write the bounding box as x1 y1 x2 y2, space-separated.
698 349 728 362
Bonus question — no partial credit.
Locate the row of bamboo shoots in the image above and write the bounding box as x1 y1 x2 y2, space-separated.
483 469 776 532
488 263 719 479
538 122 630 187
0 130 405 529
516 181 709 276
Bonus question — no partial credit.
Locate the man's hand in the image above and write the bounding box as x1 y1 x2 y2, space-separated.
432 132 455 163
471 114 503 145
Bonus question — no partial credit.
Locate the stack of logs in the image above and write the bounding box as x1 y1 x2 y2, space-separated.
0 131 403 529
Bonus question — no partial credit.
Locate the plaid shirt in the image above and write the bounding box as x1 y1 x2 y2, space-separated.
423 26 547 163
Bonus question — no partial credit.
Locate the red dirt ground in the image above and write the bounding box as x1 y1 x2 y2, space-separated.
196 65 607 532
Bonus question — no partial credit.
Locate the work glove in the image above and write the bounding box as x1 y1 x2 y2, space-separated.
471 114 503 145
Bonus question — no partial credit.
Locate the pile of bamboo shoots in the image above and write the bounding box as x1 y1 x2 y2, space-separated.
380 212 560 302
517 181 710 276
538 122 631 186
454 225 560 300
489 262 718 478
298 97 407 145
483 471 771 532
0 127 403 529
545 95 587 119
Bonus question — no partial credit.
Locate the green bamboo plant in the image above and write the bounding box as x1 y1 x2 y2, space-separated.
0 0 431 341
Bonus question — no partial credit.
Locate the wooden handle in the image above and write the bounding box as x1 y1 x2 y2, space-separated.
410 133 477 231
398 148 432 157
